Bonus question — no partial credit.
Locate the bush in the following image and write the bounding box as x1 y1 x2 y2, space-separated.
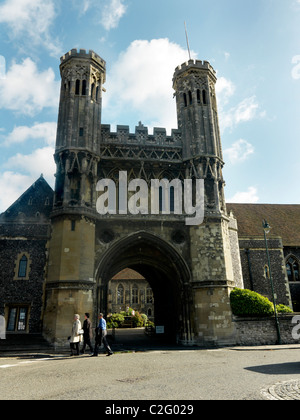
107 310 149 328
120 307 135 317
230 288 274 317
276 304 293 314
132 311 144 327
140 313 148 326
107 313 125 328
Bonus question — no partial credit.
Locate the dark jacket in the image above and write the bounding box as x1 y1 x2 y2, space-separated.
83 318 93 340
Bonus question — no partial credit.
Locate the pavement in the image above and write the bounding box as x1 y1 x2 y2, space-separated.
261 379 300 400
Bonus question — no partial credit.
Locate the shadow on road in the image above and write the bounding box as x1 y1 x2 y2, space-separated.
245 362 300 375
110 328 198 352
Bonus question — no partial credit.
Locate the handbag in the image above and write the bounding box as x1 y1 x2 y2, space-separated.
78 329 84 335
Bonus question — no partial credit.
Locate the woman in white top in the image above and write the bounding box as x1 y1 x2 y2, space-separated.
70 314 82 356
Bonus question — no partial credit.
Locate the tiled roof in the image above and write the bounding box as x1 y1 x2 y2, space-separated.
111 268 145 280
227 203 300 246
0 175 54 222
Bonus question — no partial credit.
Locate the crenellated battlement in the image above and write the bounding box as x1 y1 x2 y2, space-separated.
101 122 182 148
173 59 216 82
60 48 106 69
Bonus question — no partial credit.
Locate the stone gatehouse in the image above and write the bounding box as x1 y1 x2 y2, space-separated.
1 48 300 348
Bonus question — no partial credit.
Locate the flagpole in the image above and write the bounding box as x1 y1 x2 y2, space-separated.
184 21 192 61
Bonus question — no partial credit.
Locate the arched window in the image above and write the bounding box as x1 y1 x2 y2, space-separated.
18 255 28 278
197 89 201 104
159 180 175 212
96 86 99 101
75 79 80 95
146 288 153 304
188 91 193 105
286 256 300 282
264 265 270 279
82 80 86 95
202 89 207 105
183 93 187 107
117 284 124 304
91 83 95 99
132 284 138 304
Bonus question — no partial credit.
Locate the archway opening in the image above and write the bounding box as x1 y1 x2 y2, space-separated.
96 232 192 347
108 267 154 322
107 267 155 347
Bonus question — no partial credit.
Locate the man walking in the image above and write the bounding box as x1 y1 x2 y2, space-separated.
92 313 113 357
81 313 93 354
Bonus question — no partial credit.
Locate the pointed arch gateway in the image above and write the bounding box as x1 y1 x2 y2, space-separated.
95 231 194 344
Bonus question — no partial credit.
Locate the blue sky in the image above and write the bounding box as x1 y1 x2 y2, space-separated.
0 0 300 212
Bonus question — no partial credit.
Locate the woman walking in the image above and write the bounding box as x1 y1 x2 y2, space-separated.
70 314 82 356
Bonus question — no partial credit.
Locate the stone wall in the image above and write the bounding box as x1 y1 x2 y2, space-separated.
234 315 300 346
238 237 292 307
284 247 300 311
0 237 48 332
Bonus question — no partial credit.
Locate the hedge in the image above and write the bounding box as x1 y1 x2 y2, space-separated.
230 288 292 317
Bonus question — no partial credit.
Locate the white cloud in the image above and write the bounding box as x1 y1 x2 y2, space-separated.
0 145 56 213
0 0 61 56
227 187 259 203
223 139 255 165
101 0 127 30
4 147 56 183
216 76 236 105
82 0 91 14
0 171 33 213
234 96 259 124
103 38 194 132
2 122 57 147
77 0 127 30
0 58 60 116
218 93 260 133
216 75 262 133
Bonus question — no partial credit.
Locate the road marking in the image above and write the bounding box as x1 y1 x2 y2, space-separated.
0 364 18 368
0 356 63 369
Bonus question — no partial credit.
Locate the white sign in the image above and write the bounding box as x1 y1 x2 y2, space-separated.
156 326 164 334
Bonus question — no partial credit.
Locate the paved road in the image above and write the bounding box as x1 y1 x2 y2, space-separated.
1 345 300 400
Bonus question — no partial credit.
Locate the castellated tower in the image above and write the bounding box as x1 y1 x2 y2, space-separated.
173 59 225 216
54 49 106 208
43 50 106 346
173 59 222 161
173 59 241 346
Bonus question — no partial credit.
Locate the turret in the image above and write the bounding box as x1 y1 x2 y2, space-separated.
54 49 106 209
173 59 223 161
56 49 106 152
